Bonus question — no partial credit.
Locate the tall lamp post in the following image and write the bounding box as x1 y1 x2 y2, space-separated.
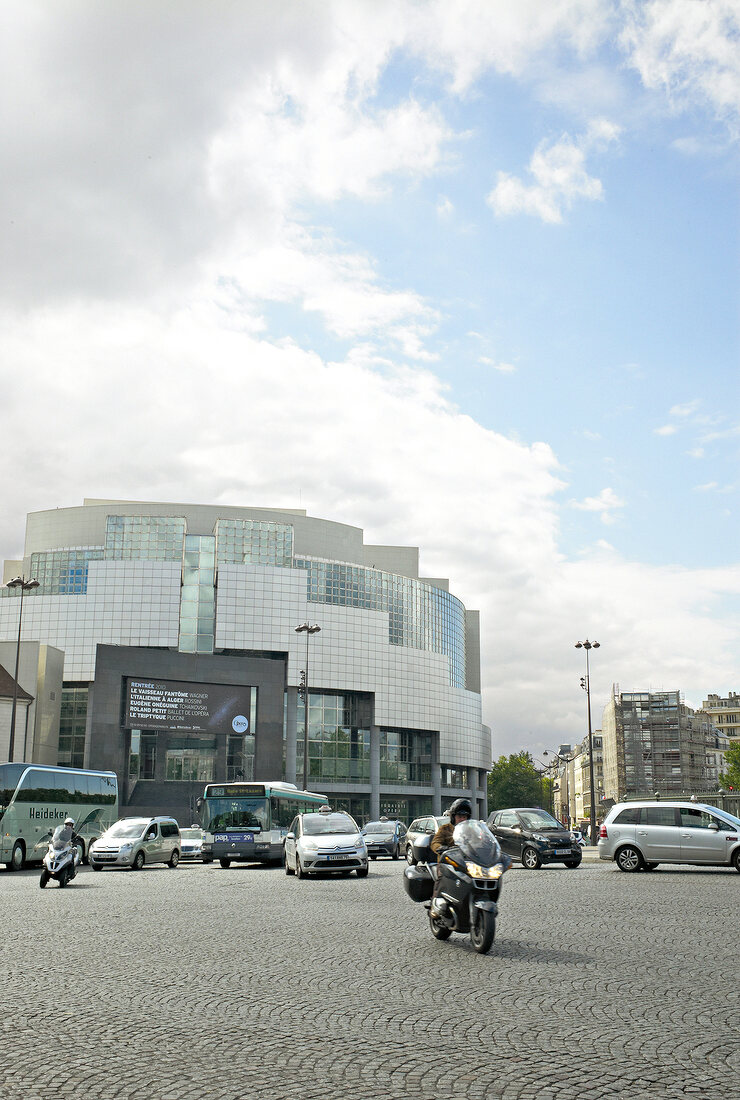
575 639 600 846
5 576 39 762
295 623 321 790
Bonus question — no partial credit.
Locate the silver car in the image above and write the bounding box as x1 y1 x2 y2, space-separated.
598 800 740 872
89 816 181 871
284 809 368 878
404 815 449 865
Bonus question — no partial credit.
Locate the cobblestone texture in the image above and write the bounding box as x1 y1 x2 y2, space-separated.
1 856 737 1099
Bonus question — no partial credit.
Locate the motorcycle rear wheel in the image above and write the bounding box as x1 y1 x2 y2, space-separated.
470 910 495 954
429 912 453 940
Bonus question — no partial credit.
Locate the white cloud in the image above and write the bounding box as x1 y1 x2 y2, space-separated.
694 482 719 492
669 400 700 417
436 195 455 217
478 357 517 373
654 424 678 435
487 119 621 223
620 0 740 134
687 447 705 458
569 487 625 525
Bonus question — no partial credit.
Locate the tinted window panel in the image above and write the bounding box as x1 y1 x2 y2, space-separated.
645 807 677 827
614 807 641 825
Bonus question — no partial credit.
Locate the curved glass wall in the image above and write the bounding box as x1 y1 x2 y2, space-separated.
294 558 466 688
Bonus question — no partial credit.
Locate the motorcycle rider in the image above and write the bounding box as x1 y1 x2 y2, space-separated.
429 798 472 916
53 816 76 848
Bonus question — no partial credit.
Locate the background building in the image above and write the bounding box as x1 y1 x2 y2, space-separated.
1 499 487 822
601 688 727 801
698 692 740 746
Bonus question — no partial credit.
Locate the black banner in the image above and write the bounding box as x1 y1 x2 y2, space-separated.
124 678 252 735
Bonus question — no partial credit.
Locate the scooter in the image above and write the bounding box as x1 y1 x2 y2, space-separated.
40 835 81 888
403 820 509 954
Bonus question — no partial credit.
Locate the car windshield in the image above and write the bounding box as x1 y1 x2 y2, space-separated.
303 813 358 836
716 809 740 828
362 821 393 836
106 820 147 839
452 820 501 865
180 828 202 840
518 810 564 830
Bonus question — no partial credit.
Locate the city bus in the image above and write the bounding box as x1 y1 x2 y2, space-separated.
0 763 119 871
199 781 327 867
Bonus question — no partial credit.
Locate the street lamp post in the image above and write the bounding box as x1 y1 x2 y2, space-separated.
543 748 576 827
534 757 556 815
295 623 321 791
576 639 600 846
5 576 39 762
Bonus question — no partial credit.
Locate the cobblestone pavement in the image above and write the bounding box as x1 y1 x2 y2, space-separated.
2 855 737 1100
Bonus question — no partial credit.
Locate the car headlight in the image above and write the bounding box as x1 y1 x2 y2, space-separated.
302 840 318 851
354 836 365 849
119 843 133 853
532 833 547 842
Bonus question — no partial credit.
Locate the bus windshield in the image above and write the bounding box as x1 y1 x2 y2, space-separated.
202 797 269 832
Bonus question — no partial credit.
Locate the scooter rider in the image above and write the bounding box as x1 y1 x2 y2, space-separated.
53 816 76 848
429 798 472 915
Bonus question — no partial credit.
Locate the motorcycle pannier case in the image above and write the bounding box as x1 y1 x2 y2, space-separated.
403 865 434 903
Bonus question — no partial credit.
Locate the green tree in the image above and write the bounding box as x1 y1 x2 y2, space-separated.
719 743 740 790
487 751 552 812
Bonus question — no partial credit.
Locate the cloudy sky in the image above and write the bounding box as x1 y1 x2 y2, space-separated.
1 0 738 759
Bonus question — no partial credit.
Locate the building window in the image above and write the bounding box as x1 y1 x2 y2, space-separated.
58 685 89 767
295 692 371 782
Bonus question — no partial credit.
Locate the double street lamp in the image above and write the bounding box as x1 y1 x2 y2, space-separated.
543 747 576 827
295 623 321 791
5 576 39 762
575 639 600 846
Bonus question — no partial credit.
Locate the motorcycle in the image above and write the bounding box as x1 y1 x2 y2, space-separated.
40 833 81 889
403 819 509 954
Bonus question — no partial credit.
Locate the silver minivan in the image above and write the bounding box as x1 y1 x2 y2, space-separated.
598 800 740 872
89 816 181 871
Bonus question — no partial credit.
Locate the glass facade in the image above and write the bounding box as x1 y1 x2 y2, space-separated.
441 765 469 788
295 558 466 687
296 691 372 783
179 535 215 654
215 518 293 567
380 729 432 786
28 549 104 595
165 740 217 782
105 515 186 560
58 686 89 768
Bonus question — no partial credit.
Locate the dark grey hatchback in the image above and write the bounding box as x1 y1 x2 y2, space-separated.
487 807 582 869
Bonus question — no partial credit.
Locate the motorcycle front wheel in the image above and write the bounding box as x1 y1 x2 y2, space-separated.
470 909 495 954
39 869 50 889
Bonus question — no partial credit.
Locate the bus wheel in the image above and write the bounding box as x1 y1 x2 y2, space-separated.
8 842 24 872
219 858 231 869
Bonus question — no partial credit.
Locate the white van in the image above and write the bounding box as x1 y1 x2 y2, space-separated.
89 816 181 871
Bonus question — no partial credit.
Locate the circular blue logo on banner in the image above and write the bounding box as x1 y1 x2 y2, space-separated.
232 715 249 733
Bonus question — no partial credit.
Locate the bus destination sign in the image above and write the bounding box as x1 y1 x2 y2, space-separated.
207 784 265 798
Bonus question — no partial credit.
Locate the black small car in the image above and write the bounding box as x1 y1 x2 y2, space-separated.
361 818 407 860
487 807 582 869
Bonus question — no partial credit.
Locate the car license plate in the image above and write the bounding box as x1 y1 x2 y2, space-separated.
328 854 347 861
554 848 571 856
